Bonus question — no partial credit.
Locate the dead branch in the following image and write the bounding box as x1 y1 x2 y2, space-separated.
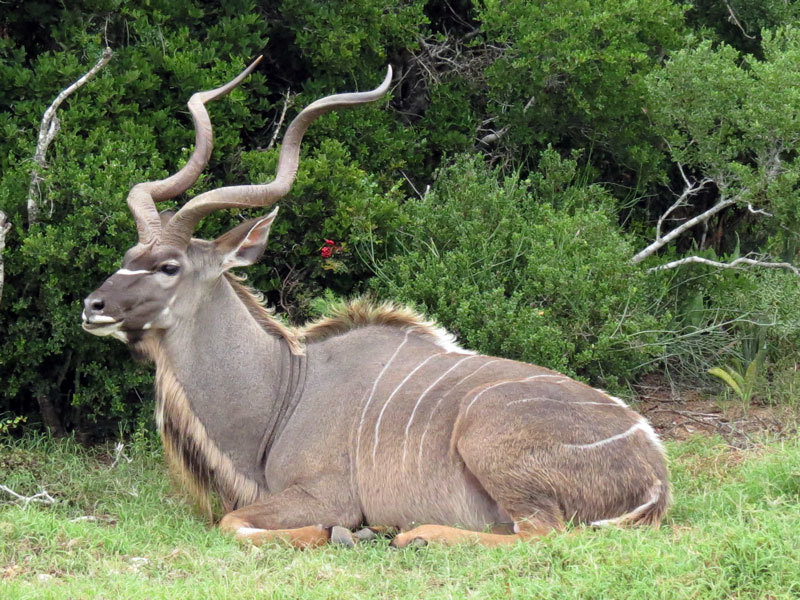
0 484 56 507
647 254 800 276
266 89 294 151
27 47 112 225
0 211 10 305
723 0 756 40
632 194 736 264
747 203 772 217
110 442 132 468
478 127 508 147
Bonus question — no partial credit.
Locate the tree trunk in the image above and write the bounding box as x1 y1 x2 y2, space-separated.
36 393 65 437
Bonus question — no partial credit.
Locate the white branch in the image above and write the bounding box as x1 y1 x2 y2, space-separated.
723 0 756 40
654 177 713 240
0 484 57 507
747 202 773 217
27 47 112 225
110 442 132 468
478 127 508 147
0 211 10 305
266 89 294 151
647 255 800 276
633 188 734 264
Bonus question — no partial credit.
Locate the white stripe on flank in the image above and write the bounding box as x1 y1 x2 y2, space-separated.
505 397 630 408
590 480 662 526
637 417 666 457
401 354 479 467
355 331 410 469
416 358 500 476
593 388 628 407
372 352 445 463
116 268 150 276
464 374 569 415
565 422 646 450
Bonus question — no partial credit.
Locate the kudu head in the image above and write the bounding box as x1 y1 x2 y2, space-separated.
82 58 392 345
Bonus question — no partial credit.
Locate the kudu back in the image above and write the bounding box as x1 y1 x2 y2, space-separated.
83 58 669 548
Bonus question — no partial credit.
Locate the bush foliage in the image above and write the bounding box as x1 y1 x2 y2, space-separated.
368 153 666 387
1 0 799 436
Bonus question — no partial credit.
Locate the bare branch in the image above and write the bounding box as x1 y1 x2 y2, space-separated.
633 180 730 264
400 170 426 199
654 177 713 240
478 127 508 147
0 211 10 305
647 255 800 276
747 202 773 217
110 442 132 468
723 0 756 40
266 89 294 151
0 484 57 507
27 47 112 225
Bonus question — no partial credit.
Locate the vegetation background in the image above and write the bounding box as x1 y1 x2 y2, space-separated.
0 0 799 438
1 2 799 598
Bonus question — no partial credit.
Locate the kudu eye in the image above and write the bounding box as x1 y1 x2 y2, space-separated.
159 263 180 276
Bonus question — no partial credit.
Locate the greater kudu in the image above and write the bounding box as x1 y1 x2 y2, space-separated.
82 58 669 548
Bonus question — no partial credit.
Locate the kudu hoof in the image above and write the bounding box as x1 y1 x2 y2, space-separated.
353 527 378 542
330 526 356 548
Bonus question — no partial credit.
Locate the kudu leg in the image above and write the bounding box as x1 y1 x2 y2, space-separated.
390 521 555 548
219 485 359 549
224 523 331 549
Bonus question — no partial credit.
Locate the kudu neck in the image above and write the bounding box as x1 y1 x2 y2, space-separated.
157 275 291 494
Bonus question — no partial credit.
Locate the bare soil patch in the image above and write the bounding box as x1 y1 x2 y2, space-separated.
634 374 798 447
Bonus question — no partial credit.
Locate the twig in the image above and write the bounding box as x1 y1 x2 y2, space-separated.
266 89 293 151
0 211 10 305
27 47 112 225
723 0 756 40
400 170 425 200
0 484 56 507
647 255 800 276
747 202 772 217
110 442 132 468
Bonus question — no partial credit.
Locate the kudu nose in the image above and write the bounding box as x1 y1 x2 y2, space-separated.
84 294 106 315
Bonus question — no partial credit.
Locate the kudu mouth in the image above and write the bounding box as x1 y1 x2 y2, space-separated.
81 292 128 340
81 310 128 341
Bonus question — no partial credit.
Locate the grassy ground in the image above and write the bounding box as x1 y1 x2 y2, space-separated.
1 433 799 599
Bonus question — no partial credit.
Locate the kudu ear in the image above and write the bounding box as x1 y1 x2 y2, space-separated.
214 207 279 271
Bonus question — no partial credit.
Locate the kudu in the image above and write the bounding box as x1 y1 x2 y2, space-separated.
83 58 669 548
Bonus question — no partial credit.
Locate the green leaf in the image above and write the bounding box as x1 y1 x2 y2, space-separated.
708 367 744 398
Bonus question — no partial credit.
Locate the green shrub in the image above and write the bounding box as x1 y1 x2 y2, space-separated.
367 152 667 388
0 1 406 435
477 0 687 184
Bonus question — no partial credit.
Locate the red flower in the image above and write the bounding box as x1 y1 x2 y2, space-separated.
320 246 333 258
324 239 335 246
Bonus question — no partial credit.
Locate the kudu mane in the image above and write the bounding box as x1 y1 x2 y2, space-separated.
139 331 266 521
227 277 471 355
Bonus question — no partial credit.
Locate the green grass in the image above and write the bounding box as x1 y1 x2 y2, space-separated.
1 434 799 599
